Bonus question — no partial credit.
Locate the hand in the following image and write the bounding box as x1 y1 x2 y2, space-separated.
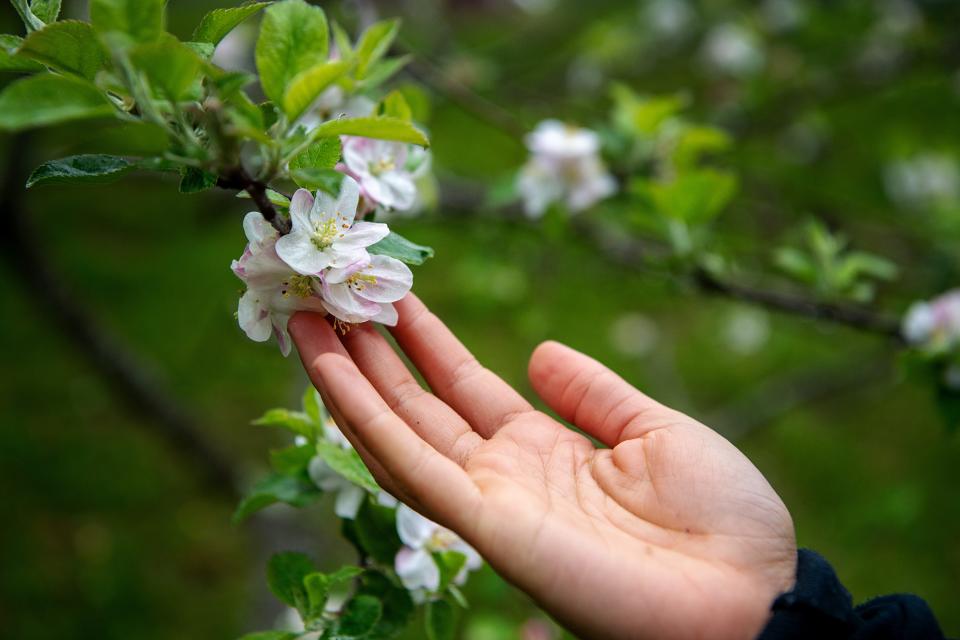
288 295 797 640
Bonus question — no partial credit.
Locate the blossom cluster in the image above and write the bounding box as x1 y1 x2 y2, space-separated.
518 119 617 218
902 289 960 352
308 408 483 601
231 176 413 355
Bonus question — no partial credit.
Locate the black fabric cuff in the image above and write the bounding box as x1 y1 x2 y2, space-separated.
757 549 946 640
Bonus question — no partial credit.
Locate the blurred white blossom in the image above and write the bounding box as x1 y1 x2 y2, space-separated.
761 0 806 33
394 504 481 600
723 308 770 355
642 0 695 40
701 23 765 78
902 290 960 350
884 153 960 211
609 312 659 358
518 120 616 217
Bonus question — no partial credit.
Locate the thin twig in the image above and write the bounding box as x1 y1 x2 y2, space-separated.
217 168 290 235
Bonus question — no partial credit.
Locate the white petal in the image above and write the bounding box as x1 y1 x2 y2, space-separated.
354 255 412 303
334 485 366 519
273 315 293 357
394 547 440 592
335 176 362 221
396 504 436 549
449 539 483 570
342 137 373 173
307 456 343 491
371 303 398 326
377 491 398 508
289 189 315 231
243 211 277 246
337 221 390 250
327 245 372 270
325 257 372 284
238 289 272 342
309 188 340 227
379 172 418 210
276 232 332 275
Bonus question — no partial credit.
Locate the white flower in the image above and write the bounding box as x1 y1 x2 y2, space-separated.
393 504 482 596
903 290 960 350
701 23 764 78
518 120 616 218
308 455 366 519
232 212 326 356
276 178 389 275
320 254 412 326
341 137 420 211
884 153 960 211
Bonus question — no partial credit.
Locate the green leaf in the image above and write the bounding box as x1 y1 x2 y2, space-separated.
369 232 434 266
269 444 315 476
291 167 342 192
252 408 316 438
30 0 60 24
331 21 353 60
267 551 315 610
434 551 467 591
237 632 298 640
358 54 410 91
315 441 379 493
26 154 135 188
193 2 271 45
647 170 737 224
236 188 291 210
310 116 428 146
0 74 115 131
10 0 45 32
352 501 402 565
355 571 414 638
17 21 107 80
90 0 166 44
0 35 44 72
130 36 205 101
304 566 364 621
338 595 382 637
354 19 400 79
379 90 412 121
255 0 329 104
282 60 351 121
425 599 455 640
233 473 321 522
184 40 215 59
302 386 323 423
179 167 217 193
290 137 342 172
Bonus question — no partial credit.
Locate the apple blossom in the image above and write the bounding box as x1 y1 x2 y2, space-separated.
902 289 960 350
319 254 413 326
518 120 616 218
394 504 482 598
275 178 389 276
341 136 423 211
232 212 326 356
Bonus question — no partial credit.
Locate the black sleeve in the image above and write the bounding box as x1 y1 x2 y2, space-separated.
757 549 948 640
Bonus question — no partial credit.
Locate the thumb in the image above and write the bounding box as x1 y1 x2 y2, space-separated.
527 341 681 446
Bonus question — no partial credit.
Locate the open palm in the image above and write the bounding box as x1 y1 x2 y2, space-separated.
289 295 797 640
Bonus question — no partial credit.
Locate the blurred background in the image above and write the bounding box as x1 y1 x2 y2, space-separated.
2 0 959 638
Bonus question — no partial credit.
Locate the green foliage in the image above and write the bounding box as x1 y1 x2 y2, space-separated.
0 74 114 130
233 473 321 522
289 136 342 174
255 0 329 104
336 595 383 637
25 154 136 188
90 0 166 45
130 36 205 101
238 632 298 640
252 407 316 438
29 0 60 23
0 34 44 72
269 443 314 476
426 599 456 640
179 167 218 193
308 115 429 146
193 2 271 46
380 90 413 121
315 441 379 493
283 60 351 121
17 21 107 80
635 169 738 226
347 501 403 565
267 551 316 610
353 19 400 80
369 232 435 265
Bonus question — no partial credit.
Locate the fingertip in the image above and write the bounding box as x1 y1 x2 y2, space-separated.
528 340 570 384
289 311 342 360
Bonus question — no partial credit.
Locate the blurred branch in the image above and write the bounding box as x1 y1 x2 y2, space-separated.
0 134 240 499
217 169 290 234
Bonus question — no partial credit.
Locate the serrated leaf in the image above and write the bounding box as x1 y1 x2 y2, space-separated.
236 188 291 210
233 473 321 522
379 90 411 121
17 21 107 80
194 2 271 45
0 74 115 131
130 36 205 101
368 232 434 266
425 599 455 640
282 59 350 121
304 565 364 621
354 19 399 79
90 0 166 44
184 41 215 59
0 35 44 72
355 571 414 638
10 0 44 32
290 137 341 172
267 551 316 610
26 154 135 188
253 408 316 438
179 167 217 193
310 116 428 147
30 0 60 24
338 595 382 637
269 444 314 476
255 0 329 104
315 441 379 493
352 501 402 565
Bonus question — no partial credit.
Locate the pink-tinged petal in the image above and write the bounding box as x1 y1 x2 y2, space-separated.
396 504 435 549
354 256 412 304
372 302 399 326
242 211 277 246
321 282 379 323
379 171 417 210
395 547 440 593
334 485 366 519
289 189 315 226
272 315 293 357
336 221 390 249
238 289 272 342
276 232 332 275
325 256 372 284
327 246 372 270
342 137 373 174
335 176 362 221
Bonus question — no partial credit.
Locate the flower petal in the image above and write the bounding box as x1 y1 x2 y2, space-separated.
238 289 272 342
243 211 277 246
335 175 362 222
334 485 366 519
276 232 332 275
394 547 440 592
336 221 390 249
378 171 417 210
354 255 413 304
371 303 398 326
396 504 435 549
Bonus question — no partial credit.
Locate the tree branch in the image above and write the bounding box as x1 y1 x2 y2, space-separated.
0 135 240 499
217 168 290 235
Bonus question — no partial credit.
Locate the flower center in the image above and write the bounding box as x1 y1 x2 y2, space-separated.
283 275 315 298
311 215 345 250
347 272 378 292
369 157 396 176
428 528 458 550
